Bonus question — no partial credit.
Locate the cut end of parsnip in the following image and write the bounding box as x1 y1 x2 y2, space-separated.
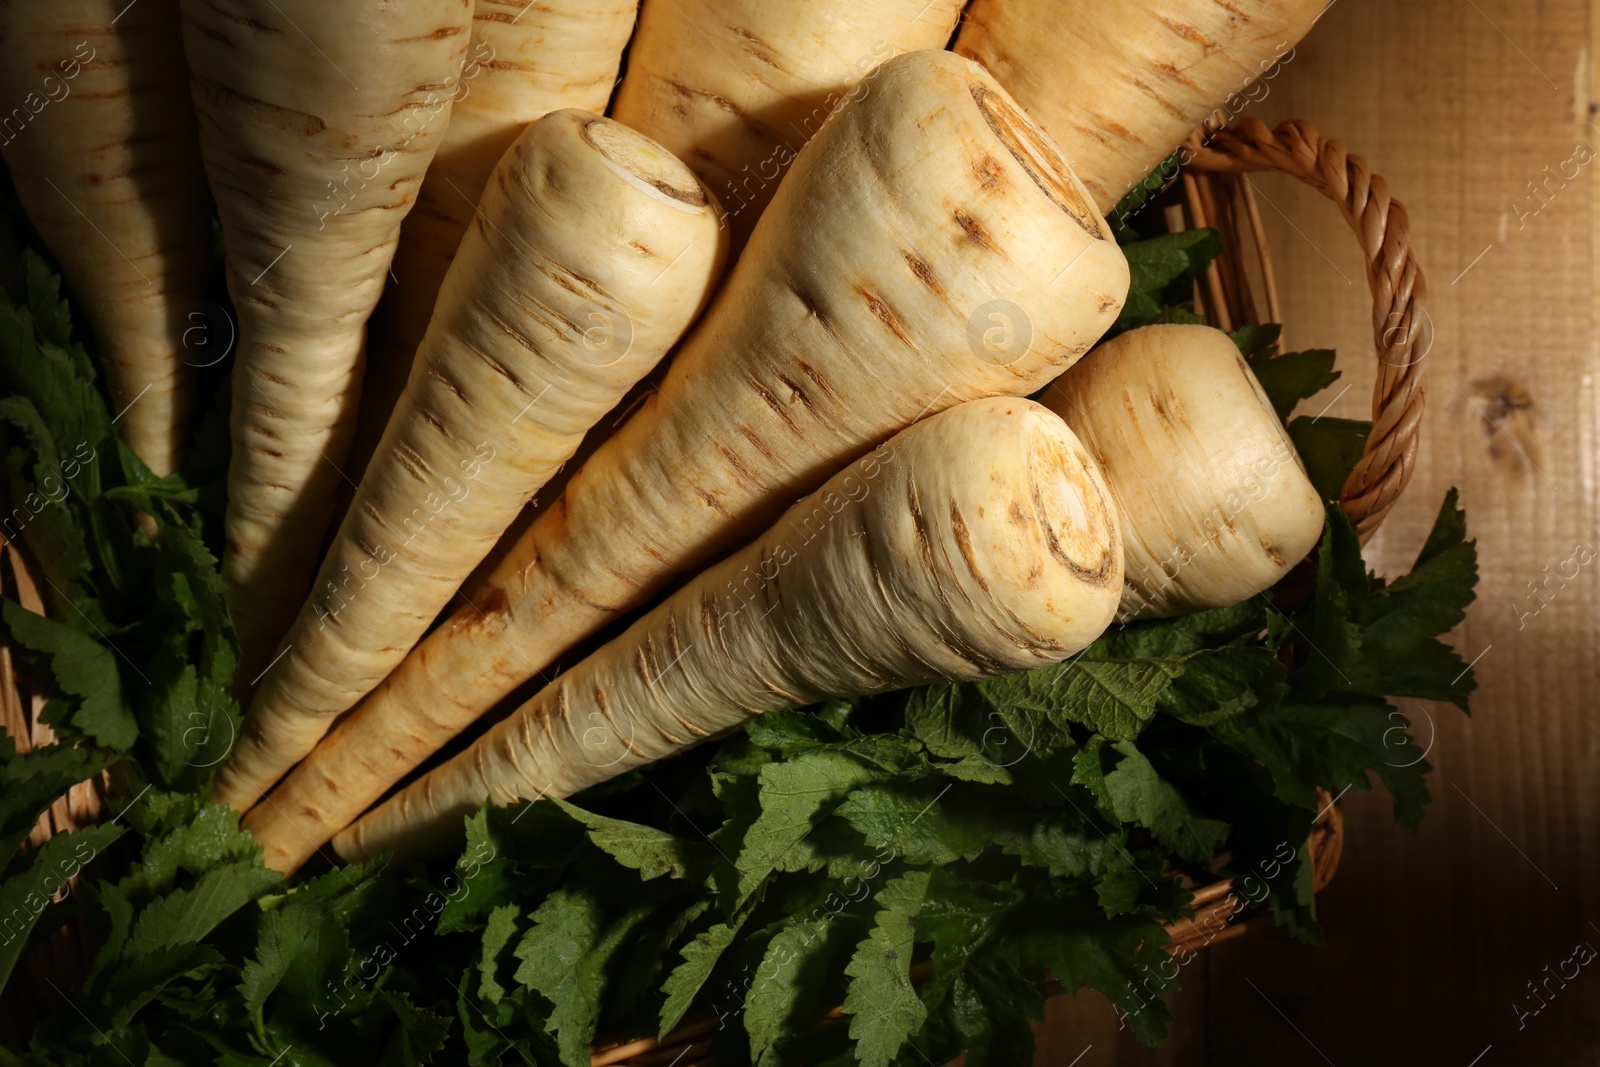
1026 419 1120 590
923 400 1123 658
967 82 1103 240
577 112 712 211
1042 324 1326 620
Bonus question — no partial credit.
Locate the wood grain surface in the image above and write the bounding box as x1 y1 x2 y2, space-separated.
1034 0 1600 1062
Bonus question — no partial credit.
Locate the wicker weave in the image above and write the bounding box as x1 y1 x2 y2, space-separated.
1186 117 1430 540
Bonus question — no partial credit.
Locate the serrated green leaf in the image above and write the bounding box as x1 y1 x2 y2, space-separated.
1116 229 1223 330
836 783 988 866
1103 742 1229 864
238 900 322 1030
476 904 519 1005
128 863 279 956
551 797 713 883
0 822 122 991
658 908 752 1039
1030 914 1176 1047
1 599 135 750
901 687 983 759
127 802 261 897
376 989 452 1067
842 871 928 1067
1228 323 1281 359
983 657 1184 740
1248 347 1340 421
513 888 653 1066
736 752 881 904
1287 416 1370 503
0 733 114 870
745 706 848 754
106 942 224 1030
1157 646 1285 726
745 918 853 1065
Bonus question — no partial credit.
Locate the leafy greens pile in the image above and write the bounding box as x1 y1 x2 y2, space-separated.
0 175 1476 1067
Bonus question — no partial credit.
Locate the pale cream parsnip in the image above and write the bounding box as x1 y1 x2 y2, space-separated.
332 398 1122 866
955 0 1328 210
1041 324 1324 618
217 111 726 810
247 49 1130 859
349 0 640 478
612 0 965 252
0 0 210 475
179 0 473 679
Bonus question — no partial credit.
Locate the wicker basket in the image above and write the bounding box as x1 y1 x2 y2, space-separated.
585 116 1429 1067
0 117 1427 1063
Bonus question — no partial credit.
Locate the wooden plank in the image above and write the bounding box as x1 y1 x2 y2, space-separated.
1201 0 1600 1062
1028 0 1599 1062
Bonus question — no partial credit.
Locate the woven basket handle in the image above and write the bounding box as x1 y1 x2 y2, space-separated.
1184 117 1429 539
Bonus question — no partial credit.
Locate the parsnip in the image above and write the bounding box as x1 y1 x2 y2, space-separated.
179 0 472 677
348 0 639 480
0 0 211 475
320 398 1122 866
1041 324 1324 618
244 49 1129 854
611 0 964 251
955 0 1328 211
214 111 725 810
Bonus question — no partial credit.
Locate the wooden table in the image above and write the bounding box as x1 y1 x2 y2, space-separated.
1035 0 1600 1062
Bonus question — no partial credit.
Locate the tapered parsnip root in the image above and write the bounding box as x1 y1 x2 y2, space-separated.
1041 324 1324 618
611 0 964 251
244 48 1129 860
214 111 725 810
348 0 639 479
323 398 1122 865
0 1 211 475
180 0 472 677
955 0 1328 211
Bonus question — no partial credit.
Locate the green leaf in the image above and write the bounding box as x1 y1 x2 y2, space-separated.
1156 646 1285 727
0 822 122 992
1116 229 1224 330
745 918 853 1065
140 663 237 792
982 657 1184 740
238 900 323 1030
901 687 983 759
1215 699 1432 829
376 989 452 1067
1103 742 1229 864
1 599 135 750
836 783 989 867
127 863 280 956
842 871 929 1067
1031 914 1176 1046
1228 323 1281 359
105 941 225 1030
1287 416 1370 503
1248 348 1340 421
736 751 881 903
513 889 654 1066
476 904 520 1005
658 908 752 1039
745 706 849 754
551 797 714 883
0 733 114 870
124 801 261 897
1357 489 1478 707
